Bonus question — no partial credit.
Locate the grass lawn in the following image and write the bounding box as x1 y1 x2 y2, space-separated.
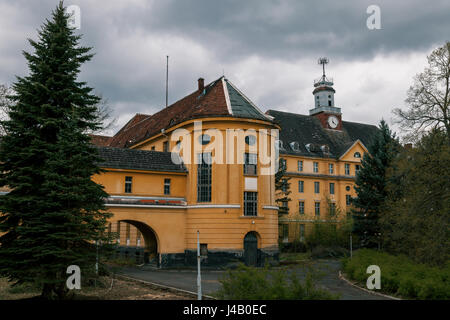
342 249 450 300
0 276 193 300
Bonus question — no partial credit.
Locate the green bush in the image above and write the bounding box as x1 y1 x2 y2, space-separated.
306 215 354 248
8 281 40 294
279 240 307 253
342 249 450 299
214 264 338 300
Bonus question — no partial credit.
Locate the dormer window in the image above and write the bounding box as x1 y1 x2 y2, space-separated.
320 145 330 153
276 140 284 150
289 141 300 152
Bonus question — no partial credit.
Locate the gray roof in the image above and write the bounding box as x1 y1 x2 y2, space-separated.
96 146 187 173
225 79 271 121
266 110 379 159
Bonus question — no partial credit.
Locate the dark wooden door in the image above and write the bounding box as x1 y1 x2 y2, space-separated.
244 233 258 266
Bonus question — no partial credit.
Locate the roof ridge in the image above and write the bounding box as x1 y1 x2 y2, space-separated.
225 79 271 120
99 145 175 155
120 114 152 133
112 113 151 138
341 119 378 127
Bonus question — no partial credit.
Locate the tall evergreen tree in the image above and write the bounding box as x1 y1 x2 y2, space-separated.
0 2 111 299
351 120 399 248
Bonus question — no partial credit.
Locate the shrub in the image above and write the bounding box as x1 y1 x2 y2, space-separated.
310 245 349 259
279 240 307 253
342 249 450 299
305 216 355 250
214 264 338 300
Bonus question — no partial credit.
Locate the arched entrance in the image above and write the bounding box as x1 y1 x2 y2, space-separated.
112 220 159 265
244 232 259 267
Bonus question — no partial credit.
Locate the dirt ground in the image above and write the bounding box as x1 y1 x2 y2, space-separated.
0 276 193 300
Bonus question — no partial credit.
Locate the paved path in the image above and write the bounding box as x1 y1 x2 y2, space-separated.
119 259 389 300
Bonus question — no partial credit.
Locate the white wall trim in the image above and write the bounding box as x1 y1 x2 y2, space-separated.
186 204 241 209
105 204 185 209
222 77 233 115
108 195 186 201
106 203 241 209
263 205 279 210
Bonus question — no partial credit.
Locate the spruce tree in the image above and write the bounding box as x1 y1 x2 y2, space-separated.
351 120 399 248
0 2 111 299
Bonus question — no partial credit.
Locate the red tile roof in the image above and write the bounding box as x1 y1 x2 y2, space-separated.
108 77 230 148
89 134 112 147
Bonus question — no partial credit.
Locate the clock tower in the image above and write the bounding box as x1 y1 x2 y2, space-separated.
309 57 342 130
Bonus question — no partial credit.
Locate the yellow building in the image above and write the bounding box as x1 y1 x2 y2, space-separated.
92 71 378 267
91 77 280 267
266 68 378 243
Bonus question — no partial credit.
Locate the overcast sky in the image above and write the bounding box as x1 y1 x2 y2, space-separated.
1 0 449 137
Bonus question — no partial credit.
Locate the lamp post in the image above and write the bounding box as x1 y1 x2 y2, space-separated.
197 230 202 300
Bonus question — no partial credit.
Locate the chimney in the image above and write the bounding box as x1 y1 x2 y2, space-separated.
198 78 204 91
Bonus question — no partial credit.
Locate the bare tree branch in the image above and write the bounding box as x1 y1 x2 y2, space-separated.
393 41 450 142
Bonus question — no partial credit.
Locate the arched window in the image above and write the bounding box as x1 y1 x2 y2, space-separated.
199 134 211 145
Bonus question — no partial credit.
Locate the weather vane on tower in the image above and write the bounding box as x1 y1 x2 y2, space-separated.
318 57 329 81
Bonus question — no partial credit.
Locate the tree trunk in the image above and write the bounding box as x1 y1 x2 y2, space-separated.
41 283 55 300
55 282 70 300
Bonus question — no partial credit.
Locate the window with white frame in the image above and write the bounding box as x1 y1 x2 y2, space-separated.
244 191 258 216
299 201 305 214
298 180 304 193
345 163 350 175
330 202 336 216
315 202 320 216
164 178 171 195
244 153 257 175
314 181 320 194
125 176 132 193
313 162 319 173
197 153 212 202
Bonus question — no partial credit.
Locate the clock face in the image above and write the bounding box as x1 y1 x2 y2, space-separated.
328 115 339 128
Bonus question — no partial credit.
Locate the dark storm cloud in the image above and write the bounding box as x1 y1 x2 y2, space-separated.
119 0 450 61
1 0 449 134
